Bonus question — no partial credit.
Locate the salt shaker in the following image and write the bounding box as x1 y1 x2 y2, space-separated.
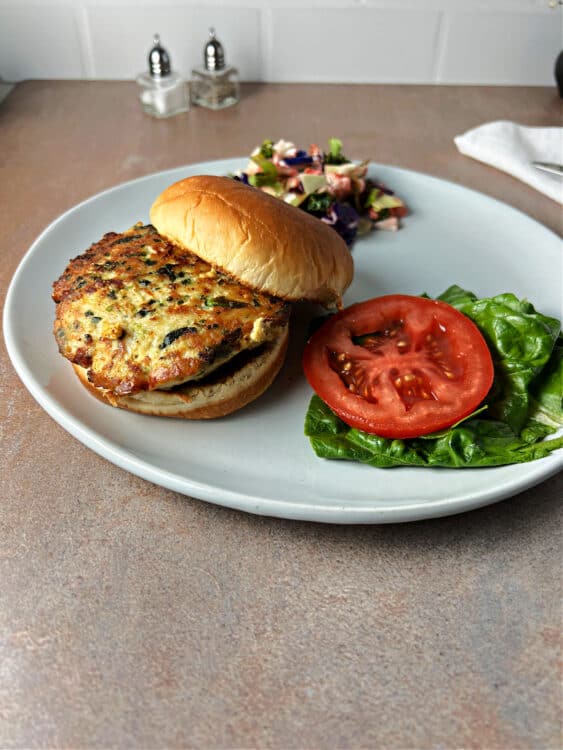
136 34 190 118
191 28 239 110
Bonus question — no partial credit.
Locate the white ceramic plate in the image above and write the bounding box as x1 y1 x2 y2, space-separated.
4 158 562 523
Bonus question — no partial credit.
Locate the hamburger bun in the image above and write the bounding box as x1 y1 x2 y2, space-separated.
150 174 354 307
54 174 353 419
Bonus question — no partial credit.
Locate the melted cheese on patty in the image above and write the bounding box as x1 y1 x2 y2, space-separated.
53 224 290 395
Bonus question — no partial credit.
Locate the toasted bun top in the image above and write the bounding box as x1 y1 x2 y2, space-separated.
149 175 353 306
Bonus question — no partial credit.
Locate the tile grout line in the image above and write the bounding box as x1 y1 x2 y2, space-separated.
75 4 96 79
431 8 448 84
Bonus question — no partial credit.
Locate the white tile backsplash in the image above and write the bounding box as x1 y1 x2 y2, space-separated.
0 5 85 80
268 7 441 83
0 1 560 86
438 9 561 85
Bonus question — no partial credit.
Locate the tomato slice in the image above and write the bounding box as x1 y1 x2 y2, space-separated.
302 295 494 438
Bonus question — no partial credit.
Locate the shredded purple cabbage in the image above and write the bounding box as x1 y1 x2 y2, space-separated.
284 153 314 167
321 202 359 246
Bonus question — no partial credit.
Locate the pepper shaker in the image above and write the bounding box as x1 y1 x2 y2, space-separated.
191 28 239 110
136 34 190 118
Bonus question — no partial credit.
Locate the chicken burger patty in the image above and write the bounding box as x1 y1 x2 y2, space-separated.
53 223 290 396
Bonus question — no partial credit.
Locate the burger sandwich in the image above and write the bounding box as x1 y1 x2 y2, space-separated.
52 175 353 418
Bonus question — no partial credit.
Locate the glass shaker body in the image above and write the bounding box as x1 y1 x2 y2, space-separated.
190 65 239 110
136 71 190 118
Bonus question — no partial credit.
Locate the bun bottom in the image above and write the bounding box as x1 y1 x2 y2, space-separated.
72 327 289 418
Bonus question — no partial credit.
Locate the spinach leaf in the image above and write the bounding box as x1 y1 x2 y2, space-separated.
438 286 560 440
528 334 563 428
437 286 560 434
305 396 563 469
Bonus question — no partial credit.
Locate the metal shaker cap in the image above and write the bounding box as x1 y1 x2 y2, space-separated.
204 28 225 71
148 34 171 77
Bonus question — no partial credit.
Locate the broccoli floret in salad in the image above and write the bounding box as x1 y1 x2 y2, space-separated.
231 138 407 246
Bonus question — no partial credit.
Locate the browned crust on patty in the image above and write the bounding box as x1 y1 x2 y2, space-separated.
53 224 290 395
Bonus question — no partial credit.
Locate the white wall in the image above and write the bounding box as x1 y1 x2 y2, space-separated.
0 0 561 86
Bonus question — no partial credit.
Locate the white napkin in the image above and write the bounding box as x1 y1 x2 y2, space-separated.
454 121 563 205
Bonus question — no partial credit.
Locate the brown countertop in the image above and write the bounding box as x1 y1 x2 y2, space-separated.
1 81 561 748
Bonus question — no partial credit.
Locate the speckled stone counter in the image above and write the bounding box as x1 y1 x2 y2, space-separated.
1 81 561 748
